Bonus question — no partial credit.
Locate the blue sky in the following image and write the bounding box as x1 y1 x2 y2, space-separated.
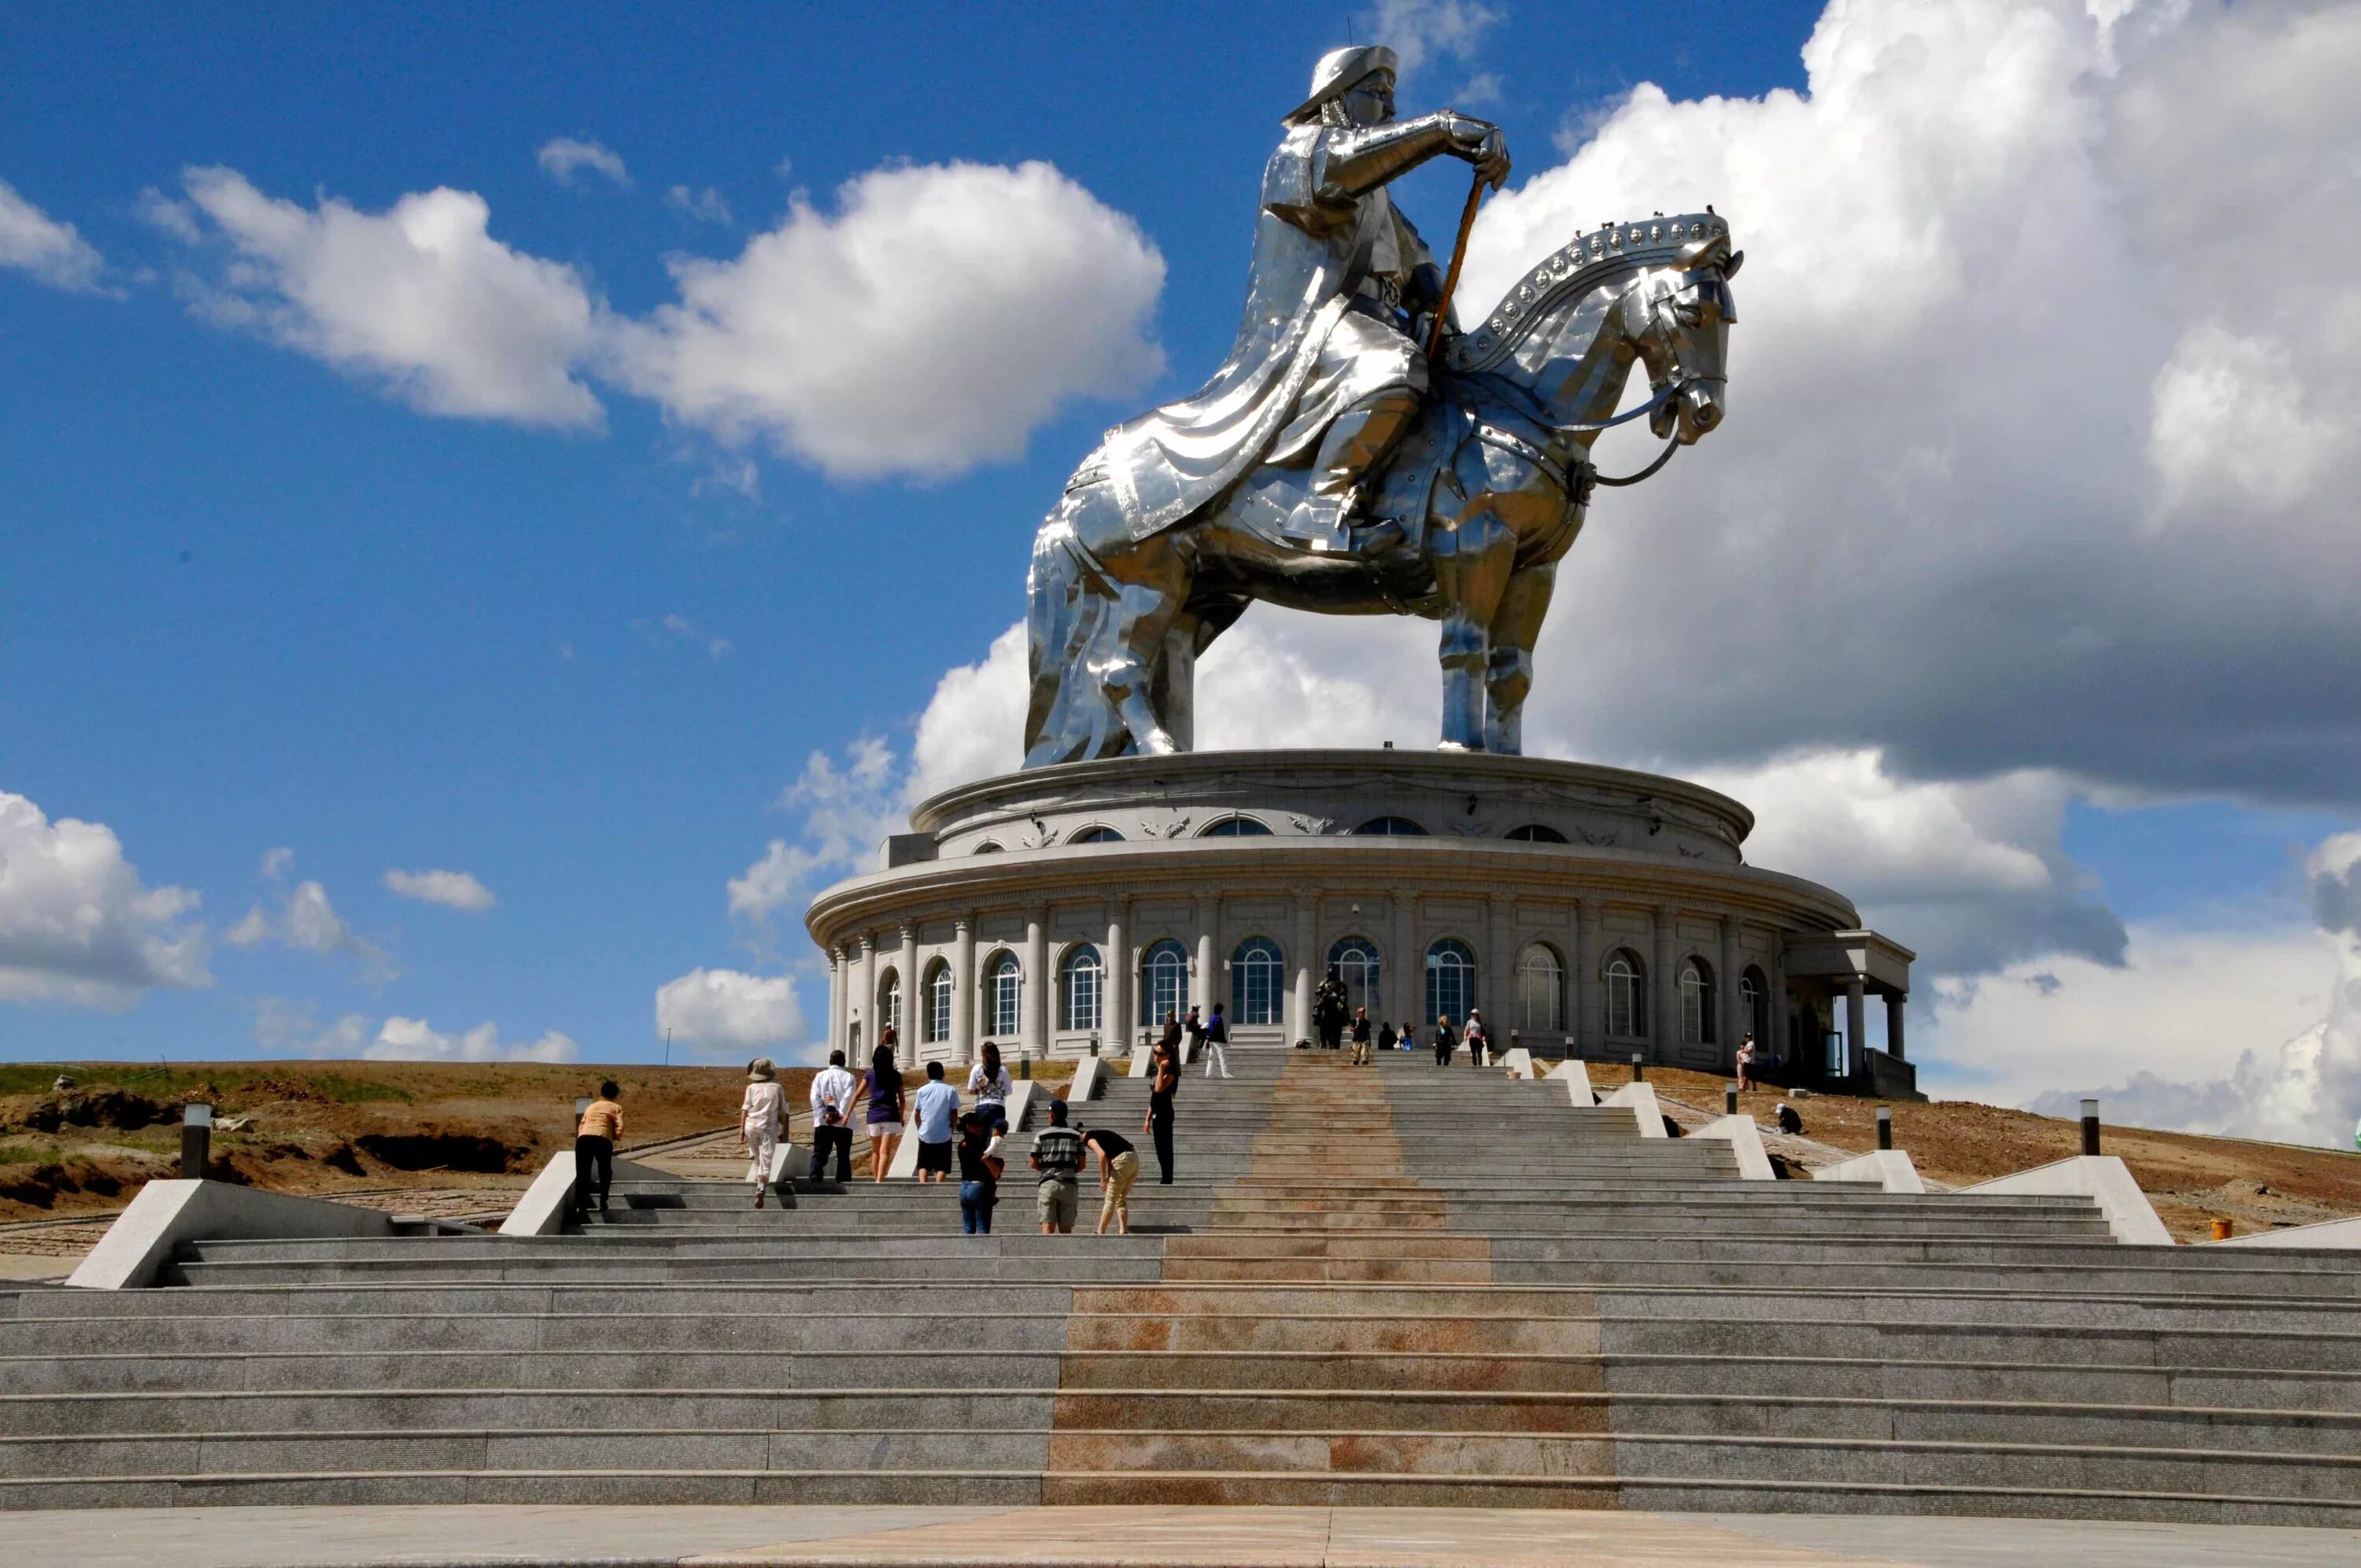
5 2 2359 1145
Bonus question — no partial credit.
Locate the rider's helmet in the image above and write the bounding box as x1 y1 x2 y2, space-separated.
1284 45 1398 125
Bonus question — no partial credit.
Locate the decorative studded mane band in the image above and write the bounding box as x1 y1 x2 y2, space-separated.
1450 212 1732 375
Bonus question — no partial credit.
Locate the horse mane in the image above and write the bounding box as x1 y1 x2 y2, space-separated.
1449 212 1732 377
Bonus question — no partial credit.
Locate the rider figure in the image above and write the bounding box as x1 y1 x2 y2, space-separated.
1273 46 1511 552
1093 46 1509 552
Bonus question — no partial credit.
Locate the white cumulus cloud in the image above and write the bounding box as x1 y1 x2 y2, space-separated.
383 868 496 913
605 160 1166 479
656 967 803 1056
537 137 630 189
2022 832 2361 1149
0 176 106 292
167 165 604 427
224 878 393 977
364 1016 579 1064
667 184 732 225
0 791 208 1009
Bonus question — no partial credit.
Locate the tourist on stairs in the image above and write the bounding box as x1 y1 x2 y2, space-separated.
1465 1009 1491 1068
955 1107 1005 1234
1032 1098 1085 1234
1432 1015 1457 1067
574 1080 623 1220
740 1058 784 1208
1147 1038 1180 1184
808 1049 857 1184
1350 1006 1373 1064
967 1041 1012 1132
911 1059 959 1183
862 1037 907 1183
1081 1122 1140 1235
1203 1002 1233 1079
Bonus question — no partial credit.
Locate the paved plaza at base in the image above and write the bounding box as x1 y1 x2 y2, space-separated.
12 1505 2359 1567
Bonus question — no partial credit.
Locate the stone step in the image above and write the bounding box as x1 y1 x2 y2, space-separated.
0 1348 1070 1396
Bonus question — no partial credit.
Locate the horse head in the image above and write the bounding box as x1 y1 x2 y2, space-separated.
1638 231 1738 445
1450 212 1739 456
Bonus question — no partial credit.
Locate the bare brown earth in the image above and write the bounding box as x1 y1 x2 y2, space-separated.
0 1060 774 1223
0 1056 1084 1231
1631 1064 2361 1243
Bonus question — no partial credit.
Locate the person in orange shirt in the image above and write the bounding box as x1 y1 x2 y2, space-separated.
575 1081 623 1220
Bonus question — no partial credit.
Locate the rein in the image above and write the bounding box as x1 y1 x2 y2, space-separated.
1557 381 1683 488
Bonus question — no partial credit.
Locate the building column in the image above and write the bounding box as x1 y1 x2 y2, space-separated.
1106 903 1129 1052
1023 906 1048 1060
1651 907 1676 1061
1394 893 1420 1029
855 933 877 1057
1886 991 1907 1062
1194 896 1216 1026
1718 918 1742 1069
1288 893 1314 1042
1484 895 1513 1045
1768 947 1790 1065
1846 978 1868 1079
1574 904 1600 1055
896 923 919 1057
951 918 976 1064
826 946 846 1057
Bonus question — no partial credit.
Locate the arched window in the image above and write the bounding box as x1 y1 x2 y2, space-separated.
1059 944 1103 1032
1231 936 1285 1025
1069 825 1124 844
973 841 1004 854
1354 816 1428 836
877 968 902 1038
1680 957 1715 1046
1328 935 1382 1020
1201 816 1273 837
922 959 953 1044
1140 939 1189 1027
1517 943 1565 1034
985 950 1022 1038
1605 949 1647 1038
1506 823 1568 843
1740 965 1770 1049
1425 938 1476 1026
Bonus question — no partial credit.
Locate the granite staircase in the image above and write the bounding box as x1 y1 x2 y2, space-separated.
3 1047 2359 1522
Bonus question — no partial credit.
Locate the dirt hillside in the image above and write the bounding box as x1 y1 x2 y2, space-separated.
0 1060 773 1223
1631 1064 2361 1242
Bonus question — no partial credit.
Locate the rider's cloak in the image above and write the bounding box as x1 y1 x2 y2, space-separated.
1097 122 1436 543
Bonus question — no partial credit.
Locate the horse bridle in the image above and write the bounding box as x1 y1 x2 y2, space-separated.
1573 274 1724 488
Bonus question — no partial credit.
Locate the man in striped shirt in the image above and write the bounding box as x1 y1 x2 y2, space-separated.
1029 1098 1085 1234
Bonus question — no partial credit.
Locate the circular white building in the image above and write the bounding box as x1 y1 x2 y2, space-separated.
806 750 1916 1094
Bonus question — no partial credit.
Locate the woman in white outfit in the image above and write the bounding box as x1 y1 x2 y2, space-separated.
741 1057 786 1208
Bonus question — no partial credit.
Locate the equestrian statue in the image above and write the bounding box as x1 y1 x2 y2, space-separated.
1024 44 1739 767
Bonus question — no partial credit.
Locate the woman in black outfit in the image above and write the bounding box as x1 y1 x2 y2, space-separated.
1144 1039 1178 1183
1432 1015 1457 1067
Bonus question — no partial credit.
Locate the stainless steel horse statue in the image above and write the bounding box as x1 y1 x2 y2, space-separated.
1023 212 1739 767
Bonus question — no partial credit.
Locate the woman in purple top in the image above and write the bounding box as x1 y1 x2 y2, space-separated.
863 1035 907 1182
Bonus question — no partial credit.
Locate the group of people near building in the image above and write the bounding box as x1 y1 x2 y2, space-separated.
722 1025 1180 1237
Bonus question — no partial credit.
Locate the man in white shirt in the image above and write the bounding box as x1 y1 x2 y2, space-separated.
808 1049 858 1184
911 1061 962 1183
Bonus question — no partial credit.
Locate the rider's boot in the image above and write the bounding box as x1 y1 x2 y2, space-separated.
1284 386 1420 553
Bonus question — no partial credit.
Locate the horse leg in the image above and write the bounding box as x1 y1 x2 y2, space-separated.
1483 562 1557 756
1100 570 1185 756
1025 501 1188 765
1425 509 1516 750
